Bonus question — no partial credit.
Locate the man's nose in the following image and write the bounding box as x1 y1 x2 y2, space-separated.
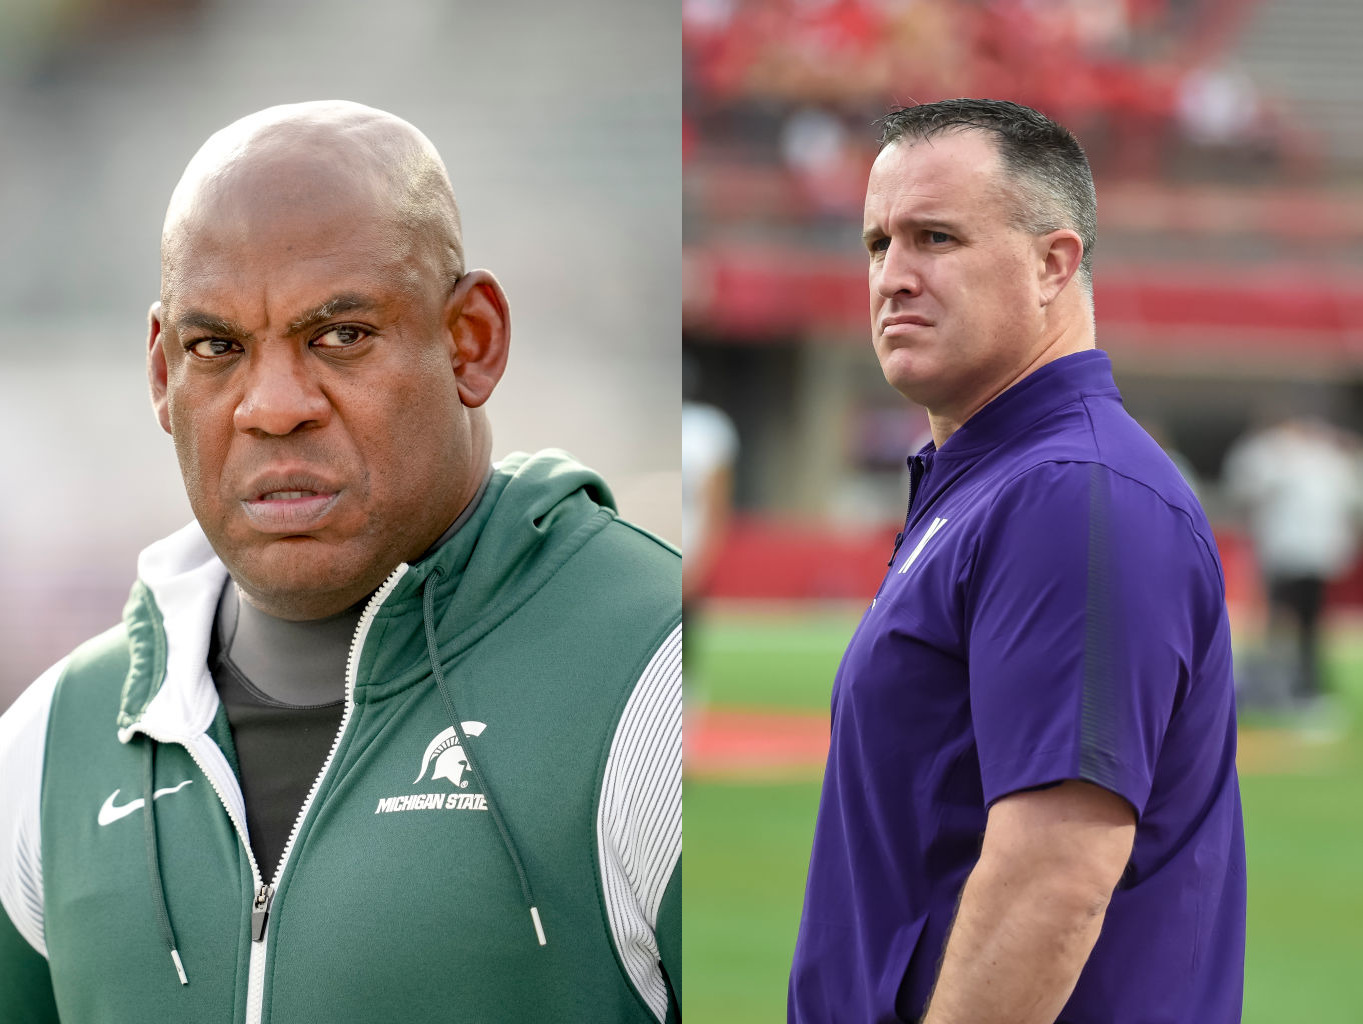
875 241 922 299
234 346 331 436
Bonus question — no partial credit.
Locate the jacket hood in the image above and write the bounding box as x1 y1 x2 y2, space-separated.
117 449 617 737
398 448 616 635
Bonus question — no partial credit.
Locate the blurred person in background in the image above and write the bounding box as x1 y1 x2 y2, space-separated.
1224 414 1363 710
789 98 1244 1023
683 353 740 699
0 101 680 1024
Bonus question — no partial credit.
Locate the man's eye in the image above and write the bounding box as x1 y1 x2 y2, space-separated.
927 231 953 244
313 325 368 348
867 236 889 255
185 338 237 358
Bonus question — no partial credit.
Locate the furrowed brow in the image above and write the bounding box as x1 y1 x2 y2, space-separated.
284 293 379 337
862 214 960 247
896 212 961 234
174 311 251 338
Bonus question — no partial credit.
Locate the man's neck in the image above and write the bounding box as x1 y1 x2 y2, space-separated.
928 331 1094 448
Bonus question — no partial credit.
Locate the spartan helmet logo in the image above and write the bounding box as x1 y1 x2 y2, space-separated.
413 722 487 789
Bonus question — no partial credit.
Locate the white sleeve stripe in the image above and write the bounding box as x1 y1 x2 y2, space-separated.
15 831 42 927
0 656 68 958
597 624 681 1022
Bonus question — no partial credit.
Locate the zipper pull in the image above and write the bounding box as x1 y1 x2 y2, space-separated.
251 884 275 942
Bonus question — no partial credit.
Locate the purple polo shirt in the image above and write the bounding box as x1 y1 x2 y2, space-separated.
789 351 1245 1023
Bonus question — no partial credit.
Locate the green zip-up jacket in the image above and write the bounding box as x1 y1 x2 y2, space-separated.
0 450 682 1023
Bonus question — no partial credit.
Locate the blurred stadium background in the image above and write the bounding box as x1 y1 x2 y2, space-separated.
0 0 678 711
683 0 1363 1019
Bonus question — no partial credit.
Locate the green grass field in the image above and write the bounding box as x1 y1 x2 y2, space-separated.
685 607 1363 1022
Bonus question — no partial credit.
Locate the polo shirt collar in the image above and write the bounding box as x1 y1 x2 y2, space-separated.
927 349 1118 459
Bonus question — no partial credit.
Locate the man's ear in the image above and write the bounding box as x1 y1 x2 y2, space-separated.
1037 229 1084 307
147 302 173 435
445 270 510 409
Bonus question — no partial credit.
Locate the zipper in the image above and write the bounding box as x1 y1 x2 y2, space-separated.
873 453 935 611
887 455 927 568
177 738 266 900
237 562 410 1023
170 734 269 1019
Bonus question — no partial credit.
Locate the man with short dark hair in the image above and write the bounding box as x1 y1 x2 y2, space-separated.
788 98 1244 1023
0 101 681 1023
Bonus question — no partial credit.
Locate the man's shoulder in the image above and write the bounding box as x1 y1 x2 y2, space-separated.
976 422 1223 593
491 449 679 577
567 514 681 635
64 620 134 679
586 511 679 583
596 514 681 564
10 623 132 717
999 397 1203 524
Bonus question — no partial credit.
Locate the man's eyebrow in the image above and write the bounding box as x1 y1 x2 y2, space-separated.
284 293 380 337
863 215 962 244
914 216 961 233
174 311 251 338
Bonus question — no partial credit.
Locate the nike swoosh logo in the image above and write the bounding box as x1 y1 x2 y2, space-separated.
97 780 194 827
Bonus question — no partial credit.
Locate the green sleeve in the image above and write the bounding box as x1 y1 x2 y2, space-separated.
0 908 59 1024
657 854 681 1022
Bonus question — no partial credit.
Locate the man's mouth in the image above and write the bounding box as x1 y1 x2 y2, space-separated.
241 483 341 532
880 314 934 332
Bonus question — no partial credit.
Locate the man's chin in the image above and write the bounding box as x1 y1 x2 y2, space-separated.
227 540 387 621
879 364 938 407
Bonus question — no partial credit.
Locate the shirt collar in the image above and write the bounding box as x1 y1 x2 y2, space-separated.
928 349 1119 459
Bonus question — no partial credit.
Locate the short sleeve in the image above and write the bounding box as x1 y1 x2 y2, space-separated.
966 461 1204 818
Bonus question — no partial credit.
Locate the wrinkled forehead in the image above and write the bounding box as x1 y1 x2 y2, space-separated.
159 174 426 311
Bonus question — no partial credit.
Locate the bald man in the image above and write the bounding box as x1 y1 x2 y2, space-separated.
0 101 681 1024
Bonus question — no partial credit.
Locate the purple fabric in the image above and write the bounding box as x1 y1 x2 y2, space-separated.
789 351 1245 1023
